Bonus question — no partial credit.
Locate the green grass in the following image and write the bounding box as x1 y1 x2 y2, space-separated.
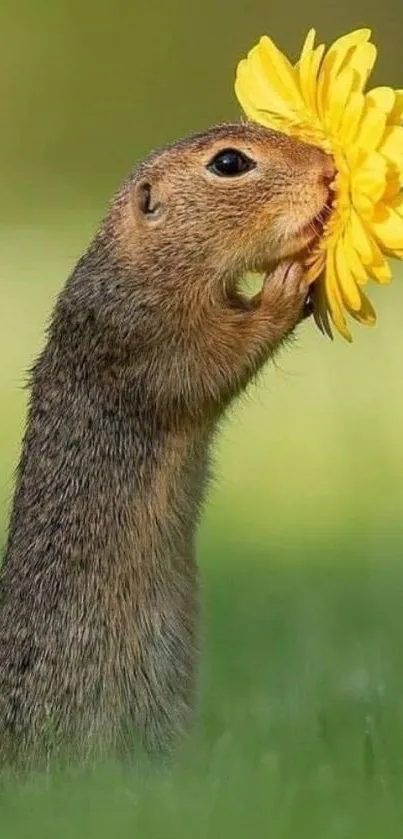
2 223 403 837
2 546 403 837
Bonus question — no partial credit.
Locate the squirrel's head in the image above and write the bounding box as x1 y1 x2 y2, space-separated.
111 122 334 303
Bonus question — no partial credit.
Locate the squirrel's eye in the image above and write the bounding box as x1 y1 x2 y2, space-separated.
207 149 256 177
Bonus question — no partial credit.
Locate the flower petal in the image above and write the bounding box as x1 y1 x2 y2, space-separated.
369 256 393 283
311 277 333 338
345 287 377 326
297 33 326 118
367 86 396 116
235 49 296 123
316 29 371 116
371 204 403 250
392 194 403 216
343 224 369 284
297 28 316 104
347 42 377 94
379 125 403 167
334 238 362 310
383 169 403 200
351 152 387 204
258 36 303 108
365 231 393 282
389 90 403 124
325 249 352 341
356 103 386 152
351 190 375 221
310 45 326 101
338 92 365 144
350 209 375 263
305 248 326 283
349 210 393 281
325 67 357 134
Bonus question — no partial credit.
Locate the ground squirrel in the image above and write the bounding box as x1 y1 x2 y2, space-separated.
0 122 334 770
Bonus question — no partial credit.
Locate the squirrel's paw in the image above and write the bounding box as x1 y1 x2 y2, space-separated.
260 261 310 328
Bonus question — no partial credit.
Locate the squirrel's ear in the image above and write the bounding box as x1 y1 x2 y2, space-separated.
134 179 165 221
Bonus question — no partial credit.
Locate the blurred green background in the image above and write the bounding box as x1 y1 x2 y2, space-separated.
2 0 403 836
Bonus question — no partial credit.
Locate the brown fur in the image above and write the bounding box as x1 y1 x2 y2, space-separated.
0 122 332 770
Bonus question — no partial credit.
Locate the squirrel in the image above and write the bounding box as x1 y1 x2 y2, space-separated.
0 122 334 770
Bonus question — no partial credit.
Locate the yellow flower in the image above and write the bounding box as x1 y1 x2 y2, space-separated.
235 29 403 341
